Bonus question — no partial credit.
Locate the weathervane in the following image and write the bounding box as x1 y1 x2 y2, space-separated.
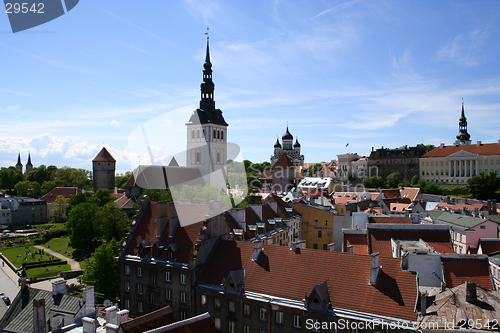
205 27 209 40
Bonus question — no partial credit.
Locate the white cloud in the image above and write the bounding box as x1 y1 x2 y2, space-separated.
110 120 119 125
6 104 20 109
437 29 489 66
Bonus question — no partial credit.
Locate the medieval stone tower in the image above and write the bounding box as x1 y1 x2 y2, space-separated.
92 147 116 192
186 37 228 187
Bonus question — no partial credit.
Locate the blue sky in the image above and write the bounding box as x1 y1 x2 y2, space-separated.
1 0 499 174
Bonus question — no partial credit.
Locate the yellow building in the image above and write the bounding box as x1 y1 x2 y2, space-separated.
292 203 335 250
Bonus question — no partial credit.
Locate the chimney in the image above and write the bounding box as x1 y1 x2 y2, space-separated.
20 275 27 289
252 241 262 261
474 207 479 217
117 309 130 325
466 281 477 303
347 245 353 253
440 143 445 148
156 201 169 236
401 252 409 270
83 286 95 317
52 280 67 296
327 243 335 251
82 317 97 333
33 299 47 333
168 202 178 236
446 196 451 204
105 306 118 326
369 252 381 286
487 200 492 214
477 141 482 146
421 293 428 316
493 200 497 214
114 186 117 194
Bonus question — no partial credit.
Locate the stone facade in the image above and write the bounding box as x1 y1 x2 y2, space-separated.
92 147 116 192
368 145 427 180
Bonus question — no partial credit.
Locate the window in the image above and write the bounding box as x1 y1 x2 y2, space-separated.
313 219 318 226
217 152 220 163
243 304 250 317
229 301 235 313
221 131 224 140
293 315 301 328
151 275 156 286
138 302 143 313
313 244 318 249
137 267 142 277
201 294 207 307
215 297 221 310
318 230 322 238
243 325 251 333
180 273 187 284
323 244 328 251
485 160 489 165
166 271 171 282
125 299 130 310
149 293 155 305
228 321 236 333
180 311 187 320
480 225 486 229
166 289 171 300
196 152 201 163
137 284 143 295
259 308 267 321
180 292 186 303
214 318 221 330
323 219 328 226
275 311 284 324
259 330 267 333
125 282 130 292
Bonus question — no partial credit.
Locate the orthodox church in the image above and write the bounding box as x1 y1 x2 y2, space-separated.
271 126 304 167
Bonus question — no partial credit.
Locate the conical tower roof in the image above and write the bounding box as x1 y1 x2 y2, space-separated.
93 147 116 162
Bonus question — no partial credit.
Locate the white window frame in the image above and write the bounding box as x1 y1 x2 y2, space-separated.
214 297 221 309
138 302 143 313
180 273 187 284
228 321 236 333
214 317 221 329
275 311 284 324
125 282 130 292
180 291 186 303
293 315 301 328
229 300 235 313
259 308 267 321
165 271 171 282
137 284 143 295
201 294 207 307
137 267 142 277
125 265 130 275
166 289 171 300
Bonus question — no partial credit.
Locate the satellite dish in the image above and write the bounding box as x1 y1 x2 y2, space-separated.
103 299 112 307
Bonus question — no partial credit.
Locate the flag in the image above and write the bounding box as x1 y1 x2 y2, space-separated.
346 143 349 147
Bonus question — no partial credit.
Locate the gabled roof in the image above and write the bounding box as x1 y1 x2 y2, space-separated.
477 238 500 255
198 241 418 321
93 147 116 162
120 306 176 333
422 142 500 158
400 187 420 201
272 153 294 169
442 257 493 289
381 189 401 199
437 202 485 211
390 203 410 213
0 287 84 333
432 211 491 231
40 187 83 203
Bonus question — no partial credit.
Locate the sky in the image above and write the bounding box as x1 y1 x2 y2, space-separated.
1 0 499 174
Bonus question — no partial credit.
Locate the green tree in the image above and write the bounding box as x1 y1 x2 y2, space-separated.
99 203 130 242
386 172 401 188
66 202 100 250
66 192 92 216
308 163 323 177
14 180 41 197
80 239 120 301
417 143 436 151
53 167 91 189
363 176 386 189
53 195 69 221
41 180 57 195
0 167 23 190
90 188 115 207
115 171 133 189
411 175 419 186
467 172 500 200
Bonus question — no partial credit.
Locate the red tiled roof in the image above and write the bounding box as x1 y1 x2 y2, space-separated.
390 203 410 213
272 153 294 169
92 147 116 162
437 202 485 211
478 239 500 254
124 201 206 264
265 194 299 218
120 306 175 333
381 189 401 199
442 259 493 289
199 241 418 321
422 142 500 158
344 234 368 255
400 188 420 202
368 217 412 224
40 187 82 203
369 229 451 257
365 207 383 214
427 242 456 254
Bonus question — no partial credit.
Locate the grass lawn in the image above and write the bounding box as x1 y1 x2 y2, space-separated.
43 237 74 257
0 245 55 268
26 264 71 280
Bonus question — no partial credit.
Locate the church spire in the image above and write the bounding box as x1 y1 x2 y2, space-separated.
200 31 215 111
456 102 471 144
15 152 23 172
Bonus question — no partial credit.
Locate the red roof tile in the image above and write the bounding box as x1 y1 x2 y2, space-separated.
381 189 401 199
40 187 83 203
369 229 451 257
400 188 420 201
92 147 116 162
422 142 500 158
120 306 175 333
437 202 485 211
368 217 412 224
272 153 294 169
427 242 456 254
344 234 368 255
442 259 493 289
478 239 500 254
199 241 418 321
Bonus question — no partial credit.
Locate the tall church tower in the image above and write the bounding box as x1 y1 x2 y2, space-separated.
455 102 471 145
25 152 33 173
92 147 116 192
186 36 228 187
15 152 23 172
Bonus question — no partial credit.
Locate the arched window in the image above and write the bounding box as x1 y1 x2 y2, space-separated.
213 130 216 139
196 152 201 163
197 130 200 139
217 130 220 139
217 152 220 163
202 129 205 138
221 131 224 141
192 130 195 139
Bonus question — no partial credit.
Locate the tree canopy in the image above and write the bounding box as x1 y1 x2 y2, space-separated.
467 172 500 200
307 163 323 177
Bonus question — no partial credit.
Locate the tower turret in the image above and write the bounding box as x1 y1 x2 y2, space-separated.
25 152 33 173
92 147 116 192
15 152 23 172
455 102 471 145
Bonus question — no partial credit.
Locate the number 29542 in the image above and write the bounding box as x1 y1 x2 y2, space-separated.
5 3 45 14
